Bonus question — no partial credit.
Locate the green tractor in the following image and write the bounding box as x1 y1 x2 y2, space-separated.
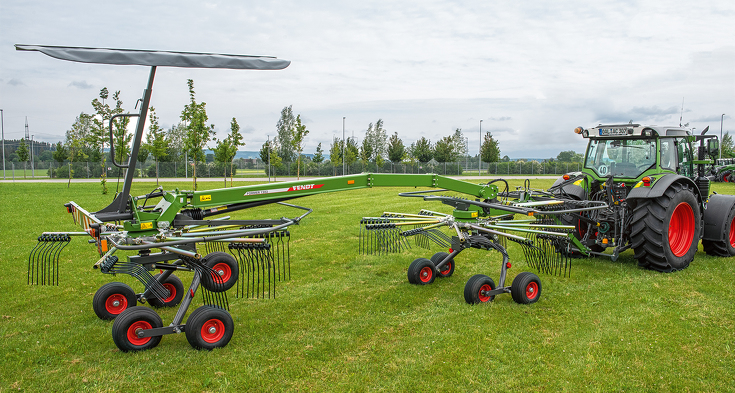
711 158 735 182
550 123 735 272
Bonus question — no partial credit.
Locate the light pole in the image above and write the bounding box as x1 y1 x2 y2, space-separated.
267 135 271 183
31 134 34 178
721 114 726 160
342 117 346 176
478 120 482 176
1 109 5 179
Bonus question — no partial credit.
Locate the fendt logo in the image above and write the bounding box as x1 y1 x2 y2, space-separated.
244 184 324 196
288 184 323 191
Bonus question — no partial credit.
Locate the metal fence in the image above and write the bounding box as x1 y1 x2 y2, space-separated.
0 159 584 179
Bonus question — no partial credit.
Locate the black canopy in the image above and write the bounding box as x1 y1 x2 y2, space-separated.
15 44 290 70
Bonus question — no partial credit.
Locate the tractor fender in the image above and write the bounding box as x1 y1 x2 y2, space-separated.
626 174 700 203
702 194 735 242
550 172 587 200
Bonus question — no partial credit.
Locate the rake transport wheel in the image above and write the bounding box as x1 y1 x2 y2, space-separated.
430 252 455 278
510 272 542 304
92 282 137 320
185 306 235 350
464 274 496 304
630 182 701 272
702 205 735 257
148 273 185 308
202 252 239 292
111 306 163 352
407 258 436 285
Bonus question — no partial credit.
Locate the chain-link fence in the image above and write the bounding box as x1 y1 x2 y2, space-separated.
0 159 584 179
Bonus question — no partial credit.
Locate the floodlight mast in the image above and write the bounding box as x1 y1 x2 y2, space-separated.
15 44 290 218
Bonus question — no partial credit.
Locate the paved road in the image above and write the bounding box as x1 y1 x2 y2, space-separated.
0 174 557 183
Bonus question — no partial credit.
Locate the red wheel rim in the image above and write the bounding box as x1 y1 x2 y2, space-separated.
105 294 128 315
211 263 232 283
126 321 152 346
669 202 695 257
201 318 225 343
439 261 452 276
526 282 539 300
729 217 735 248
419 266 433 283
161 283 176 303
478 284 493 302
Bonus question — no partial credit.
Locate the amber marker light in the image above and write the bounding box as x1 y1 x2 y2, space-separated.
563 174 570 180
642 176 651 187
574 126 583 134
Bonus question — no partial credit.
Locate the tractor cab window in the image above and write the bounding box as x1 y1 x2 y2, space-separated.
660 138 677 171
584 138 656 178
676 137 694 177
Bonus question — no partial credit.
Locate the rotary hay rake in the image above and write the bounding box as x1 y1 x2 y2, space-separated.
19 44 610 353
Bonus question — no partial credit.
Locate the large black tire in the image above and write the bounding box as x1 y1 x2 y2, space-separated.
463 274 496 304
185 306 235 350
407 258 435 285
148 273 185 308
92 282 137 320
111 306 163 352
630 182 701 272
430 252 455 278
201 252 239 292
510 272 542 304
702 205 735 257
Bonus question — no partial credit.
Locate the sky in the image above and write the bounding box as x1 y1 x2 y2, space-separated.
1 0 733 159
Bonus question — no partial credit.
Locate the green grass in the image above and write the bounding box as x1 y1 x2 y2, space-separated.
0 179 734 392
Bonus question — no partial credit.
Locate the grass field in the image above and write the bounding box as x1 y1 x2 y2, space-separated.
1 179 733 392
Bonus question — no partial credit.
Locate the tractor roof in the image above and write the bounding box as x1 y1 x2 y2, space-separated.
579 124 692 138
14 44 290 70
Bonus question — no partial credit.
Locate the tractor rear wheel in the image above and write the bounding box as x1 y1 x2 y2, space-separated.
702 205 735 257
92 282 137 320
407 258 435 285
430 252 455 278
630 182 701 272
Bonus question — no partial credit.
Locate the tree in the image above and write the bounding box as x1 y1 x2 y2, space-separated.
165 123 187 163
329 137 343 175
52 142 68 167
213 117 244 186
16 138 29 178
345 136 359 172
364 119 387 165
313 143 325 164
556 150 582 162
275 106 296 163
137 146 149 178
109 91 131 166
65 113 91 186
260 139 281 179
146 107 167 184
480 132 501 171
291 115 309 179
722 132 733 158
451 128 467 158
180 79 215 190
387 132 405 165
433 135 457 164
413 137 433 163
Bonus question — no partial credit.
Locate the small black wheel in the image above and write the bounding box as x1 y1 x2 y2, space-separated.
111 306 163 352
185 306 235 350
511 272 542 304
464 274 496 304
407 258 435 285
92 282 137 320
148 273 185 308
430 252 455 278
202 252 239 292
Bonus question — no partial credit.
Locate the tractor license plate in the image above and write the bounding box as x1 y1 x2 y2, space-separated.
598 127 631 136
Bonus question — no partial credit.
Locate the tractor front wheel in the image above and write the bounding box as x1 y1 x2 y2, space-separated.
92 282 137 320
630 182 701 272
185 306 234 350
111 306 163 352
407 258 435 285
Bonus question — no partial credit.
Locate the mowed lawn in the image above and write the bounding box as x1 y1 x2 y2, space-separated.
0 178 733 392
